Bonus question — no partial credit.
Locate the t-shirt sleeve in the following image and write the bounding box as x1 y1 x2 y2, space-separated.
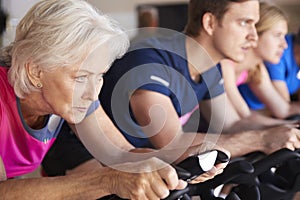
203 64 225 100
265 60 286 81
114 48 173 98
85 100 100 117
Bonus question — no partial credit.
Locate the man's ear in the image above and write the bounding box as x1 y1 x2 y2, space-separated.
202 12 216 36
25 62 42 87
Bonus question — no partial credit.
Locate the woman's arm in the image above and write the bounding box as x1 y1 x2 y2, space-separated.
221 61 251 118
272 80 291 101
249 64 300 118
0 157 186 200
68 104 227 183
69 105 135 153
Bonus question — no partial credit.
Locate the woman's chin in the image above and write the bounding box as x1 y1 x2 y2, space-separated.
65 114 85 124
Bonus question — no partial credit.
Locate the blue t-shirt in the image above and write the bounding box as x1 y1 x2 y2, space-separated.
266 34 300 95
238 84 265 110
238 34 299 110
100 33 224 148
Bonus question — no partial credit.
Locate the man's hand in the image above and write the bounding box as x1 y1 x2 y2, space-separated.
262 125 300 154
186 146 230 184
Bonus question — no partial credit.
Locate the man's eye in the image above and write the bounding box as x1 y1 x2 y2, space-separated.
75 76 87 82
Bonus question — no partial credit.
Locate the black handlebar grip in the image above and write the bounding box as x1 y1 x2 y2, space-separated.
215 150 230 164
163 186 190 200
174 166 192 180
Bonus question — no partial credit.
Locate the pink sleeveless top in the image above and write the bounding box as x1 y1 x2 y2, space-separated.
236 70 248 86
0 66 64 178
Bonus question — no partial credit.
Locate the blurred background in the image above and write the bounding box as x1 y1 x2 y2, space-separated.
0 0 299 46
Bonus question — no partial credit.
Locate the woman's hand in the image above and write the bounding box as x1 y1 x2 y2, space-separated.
108 157 187 200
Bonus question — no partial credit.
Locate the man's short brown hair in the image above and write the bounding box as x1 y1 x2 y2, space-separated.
185 0 256 37
295 27 300 45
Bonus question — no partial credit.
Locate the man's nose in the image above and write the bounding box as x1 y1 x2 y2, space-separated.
247 25 259 47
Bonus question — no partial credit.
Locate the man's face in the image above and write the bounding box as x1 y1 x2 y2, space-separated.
212 1 260 63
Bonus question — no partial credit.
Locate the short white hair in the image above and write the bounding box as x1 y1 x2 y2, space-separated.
2 0 129 98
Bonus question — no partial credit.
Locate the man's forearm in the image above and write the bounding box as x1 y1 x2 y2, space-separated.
188 130 264 158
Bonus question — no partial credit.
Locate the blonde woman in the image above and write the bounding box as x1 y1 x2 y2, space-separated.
221 2 300 124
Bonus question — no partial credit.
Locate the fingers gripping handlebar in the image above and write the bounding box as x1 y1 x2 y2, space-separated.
165 150 229 200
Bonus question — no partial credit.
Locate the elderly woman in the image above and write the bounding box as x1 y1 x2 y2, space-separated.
0 0 190 199
0 0 228 199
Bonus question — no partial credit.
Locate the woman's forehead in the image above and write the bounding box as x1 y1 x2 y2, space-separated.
80 44 110 73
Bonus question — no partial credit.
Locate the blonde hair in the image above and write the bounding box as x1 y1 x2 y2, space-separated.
248 1 288 84
256 2 288 36
0 0 129 98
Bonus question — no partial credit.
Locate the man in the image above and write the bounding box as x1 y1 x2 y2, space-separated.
130 5 160 44
99 0 300 157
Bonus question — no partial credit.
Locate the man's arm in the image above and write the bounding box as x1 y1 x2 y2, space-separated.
130 89 300 158
199 94 241 132
178 122 300 157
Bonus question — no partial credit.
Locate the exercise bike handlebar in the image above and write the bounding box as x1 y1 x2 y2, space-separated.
166 148 300 200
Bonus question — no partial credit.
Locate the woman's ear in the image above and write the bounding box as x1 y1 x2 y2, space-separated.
202 12 216 36
25 62 43 88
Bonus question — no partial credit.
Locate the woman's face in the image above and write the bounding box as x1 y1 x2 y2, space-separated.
39 45 110 123
255 19 288 64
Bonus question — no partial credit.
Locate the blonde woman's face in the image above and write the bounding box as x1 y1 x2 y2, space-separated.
256 20 288 64
39 45 110 123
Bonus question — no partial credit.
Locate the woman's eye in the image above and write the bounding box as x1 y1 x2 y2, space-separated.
277 33 286 38
97 74 104 82
75 76 87 82
240 20 247 26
